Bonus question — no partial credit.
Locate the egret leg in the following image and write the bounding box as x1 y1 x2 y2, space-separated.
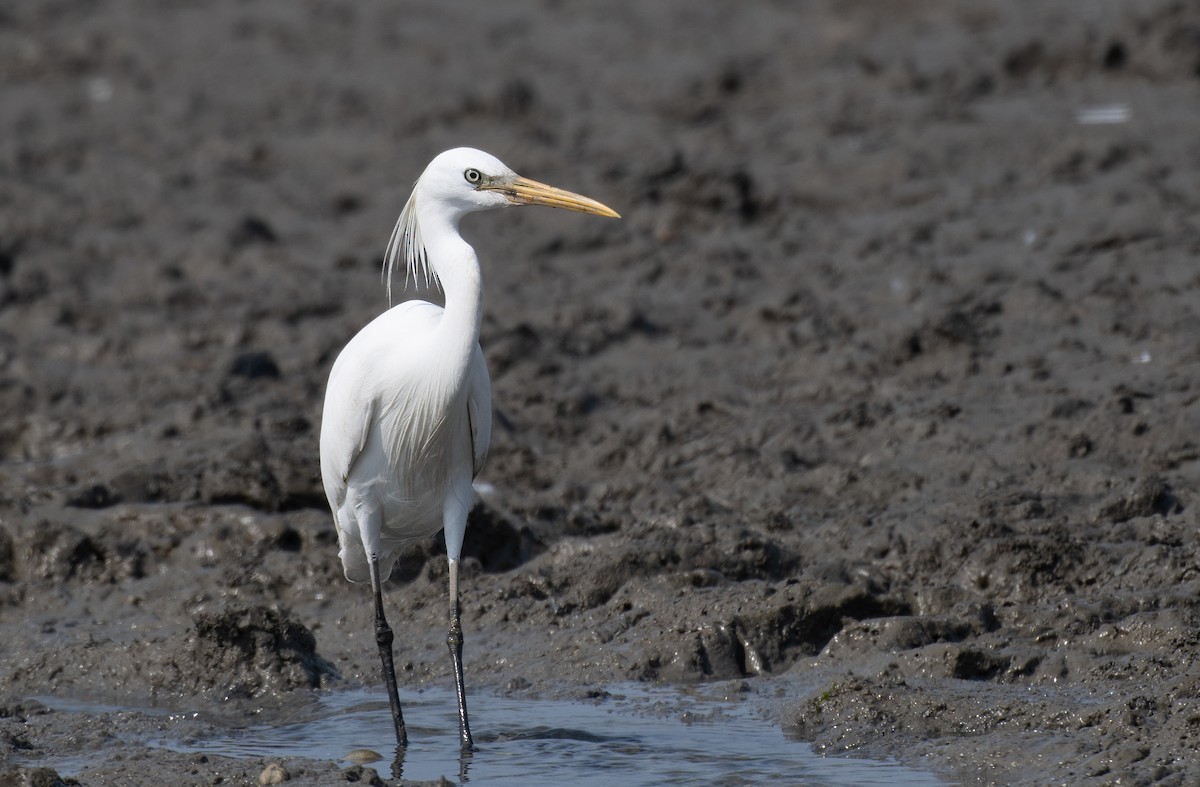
370 556 408 747
447 558 474 749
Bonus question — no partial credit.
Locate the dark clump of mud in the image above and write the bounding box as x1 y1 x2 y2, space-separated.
190 605 339 698
3 0 1200 784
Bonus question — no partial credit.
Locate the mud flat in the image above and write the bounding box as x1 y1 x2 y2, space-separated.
2 1 1200 784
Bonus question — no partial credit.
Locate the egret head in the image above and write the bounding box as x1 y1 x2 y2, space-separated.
410 148 516 215
384 147 619 301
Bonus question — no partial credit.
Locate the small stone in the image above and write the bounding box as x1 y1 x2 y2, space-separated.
259 762 290 784
343 749 383 765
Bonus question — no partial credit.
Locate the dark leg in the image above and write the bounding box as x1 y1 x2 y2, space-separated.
447 558 474 749
371 557 408 747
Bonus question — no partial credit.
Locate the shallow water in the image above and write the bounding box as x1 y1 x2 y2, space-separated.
35 684 945 785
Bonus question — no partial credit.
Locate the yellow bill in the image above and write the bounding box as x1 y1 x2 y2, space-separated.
487 176 620 218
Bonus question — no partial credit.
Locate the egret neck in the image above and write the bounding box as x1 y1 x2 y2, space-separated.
418 205 483 384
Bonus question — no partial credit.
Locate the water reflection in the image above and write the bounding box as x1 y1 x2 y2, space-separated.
37 684 945 786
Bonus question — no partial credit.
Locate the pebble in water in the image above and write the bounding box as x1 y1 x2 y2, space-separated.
344 749 384 765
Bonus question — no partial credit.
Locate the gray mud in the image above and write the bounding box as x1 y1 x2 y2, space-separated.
3 1 1200 784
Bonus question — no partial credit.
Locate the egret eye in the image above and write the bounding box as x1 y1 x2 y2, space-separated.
464 168 482 185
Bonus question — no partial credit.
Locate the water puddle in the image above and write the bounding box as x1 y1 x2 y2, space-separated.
34 685 946 785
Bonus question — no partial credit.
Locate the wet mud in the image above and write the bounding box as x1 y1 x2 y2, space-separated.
2 0 1200 784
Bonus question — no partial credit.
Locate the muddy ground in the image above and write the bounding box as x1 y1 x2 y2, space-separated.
2 0 1200 784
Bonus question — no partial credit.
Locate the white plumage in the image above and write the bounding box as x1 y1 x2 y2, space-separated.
321 299 491 584
318 147 618 750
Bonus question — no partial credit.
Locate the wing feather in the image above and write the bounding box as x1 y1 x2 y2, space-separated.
320 301 441 513
466 346 492 478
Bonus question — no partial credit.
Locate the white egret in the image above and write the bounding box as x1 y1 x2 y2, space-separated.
319 148 618 749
